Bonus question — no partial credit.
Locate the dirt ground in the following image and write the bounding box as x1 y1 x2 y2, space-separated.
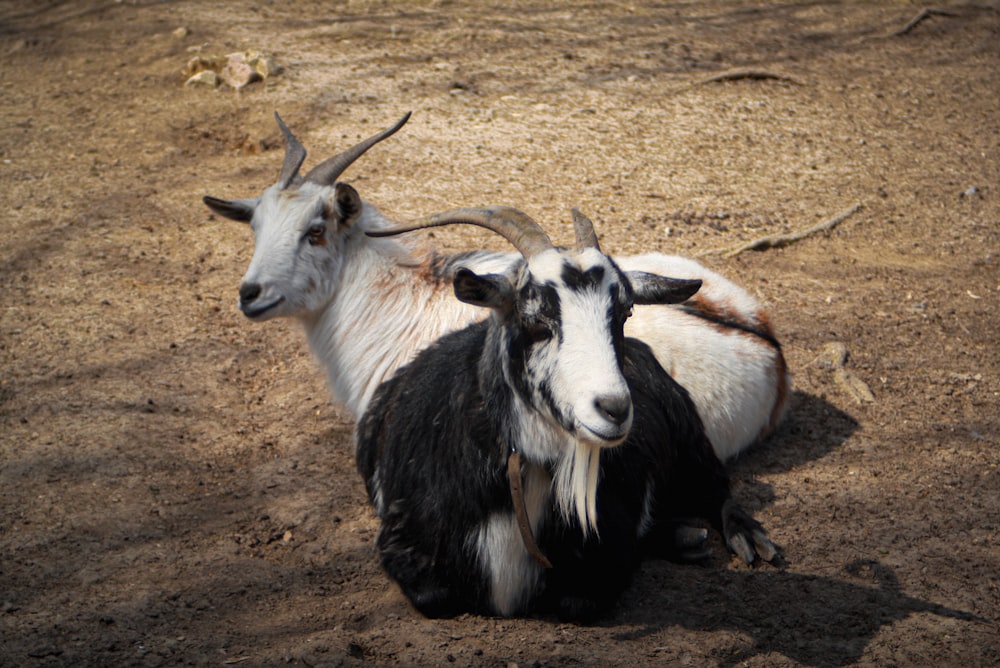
1 1 998 666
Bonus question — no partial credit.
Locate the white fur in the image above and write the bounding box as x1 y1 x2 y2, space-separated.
618 254 789 460
474 462 549 615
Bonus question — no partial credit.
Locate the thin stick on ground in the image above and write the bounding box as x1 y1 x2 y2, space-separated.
668 68 804 94
695 69 804 87
698 203 862 259
891 7 957 37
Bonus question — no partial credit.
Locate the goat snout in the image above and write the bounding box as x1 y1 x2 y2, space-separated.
239 282 262 305
238 281 284 319
594 394 632 427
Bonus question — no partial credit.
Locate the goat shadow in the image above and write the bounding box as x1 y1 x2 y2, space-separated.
739 389 860 473
723 390 860 511
609 558 990 667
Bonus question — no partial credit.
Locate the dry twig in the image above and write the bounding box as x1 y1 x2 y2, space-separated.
891 7 958 36
695 69 804 87
668 68 805 94
699 202 862 258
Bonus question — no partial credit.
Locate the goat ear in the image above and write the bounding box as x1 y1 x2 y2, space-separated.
454 268 514 310
331 182 363 226
203 195 257 223
628 273 702 305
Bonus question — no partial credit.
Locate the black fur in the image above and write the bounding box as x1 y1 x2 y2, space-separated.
356 321 750 620
560 264 605 292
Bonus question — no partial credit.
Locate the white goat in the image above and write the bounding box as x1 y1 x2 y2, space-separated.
204 113 789 460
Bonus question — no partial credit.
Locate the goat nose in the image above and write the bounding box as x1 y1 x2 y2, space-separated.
594 394 631 426
239 282 261 304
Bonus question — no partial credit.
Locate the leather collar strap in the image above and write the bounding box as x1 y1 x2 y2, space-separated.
507 451 553 569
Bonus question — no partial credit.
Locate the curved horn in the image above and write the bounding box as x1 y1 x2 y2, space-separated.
367 206 553 258
304 112 412 185
571 208 601 252
274 112 307 189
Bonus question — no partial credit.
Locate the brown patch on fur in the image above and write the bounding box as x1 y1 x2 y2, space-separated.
755 305 790 440
762 350 792 441
321 200 335 222
687 294 790 444
353 254 441 330
423 252 454 286
687 293 745 327
688 293 754 334
752 306 778 339
682 294 783 352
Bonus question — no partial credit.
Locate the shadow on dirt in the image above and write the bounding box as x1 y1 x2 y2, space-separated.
614 557 987 668
600 390 985 667
744 390 861 474
724 390 860 517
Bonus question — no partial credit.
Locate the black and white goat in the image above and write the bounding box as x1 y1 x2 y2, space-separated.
204 113 789 460
356 207 778 620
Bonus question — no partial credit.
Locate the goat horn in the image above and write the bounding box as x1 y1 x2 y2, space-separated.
304 112 412 186
367 206 553 258
571 208 601 252
274 112 307 189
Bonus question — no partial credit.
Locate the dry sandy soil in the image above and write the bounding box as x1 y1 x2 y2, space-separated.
1 1 998 666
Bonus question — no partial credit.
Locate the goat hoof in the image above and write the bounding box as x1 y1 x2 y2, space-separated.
721 499 781 565
409 586 461 619
674 524 709 550
752 528 778 563
728 532 755 564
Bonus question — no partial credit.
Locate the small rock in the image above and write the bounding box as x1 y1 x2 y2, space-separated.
960 185 981 198
183 50 280 89
246 50 282 77
172 27 189 39
185 55 224 77
834 368 875 403
814 341 875 404
185 70 218 87
815 341 848 368
221 52 262 89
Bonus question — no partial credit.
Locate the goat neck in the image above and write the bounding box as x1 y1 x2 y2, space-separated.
302 208 485 420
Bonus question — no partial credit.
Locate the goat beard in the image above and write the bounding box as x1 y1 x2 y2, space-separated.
553 441 603 537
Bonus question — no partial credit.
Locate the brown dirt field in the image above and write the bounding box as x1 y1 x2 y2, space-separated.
1 1 998 666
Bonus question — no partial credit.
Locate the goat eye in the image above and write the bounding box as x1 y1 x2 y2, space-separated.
525 322 553 344
306 224 326 246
